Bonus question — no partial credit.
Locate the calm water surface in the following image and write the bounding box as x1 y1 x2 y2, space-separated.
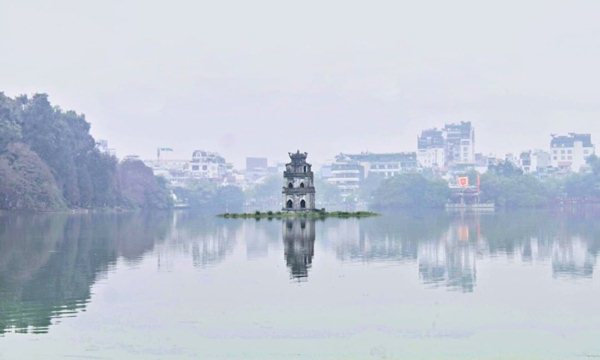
1 210 599 359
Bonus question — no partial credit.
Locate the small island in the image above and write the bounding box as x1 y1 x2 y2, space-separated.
219 151 378 220
218 209 378 219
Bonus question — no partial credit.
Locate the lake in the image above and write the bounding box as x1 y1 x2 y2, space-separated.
1 210 599 359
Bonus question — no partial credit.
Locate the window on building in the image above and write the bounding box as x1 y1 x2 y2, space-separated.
300 199 306 208
300 182 305 188
567 149 572 154
303 166 307 172
286 199 293 208
192 165 199 171
288 183 293 188
202 165 207 170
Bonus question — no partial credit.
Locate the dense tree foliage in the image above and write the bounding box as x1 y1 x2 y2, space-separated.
479 173 554 208
562 155 600 201
0 92 171 210
245 175 281 210
0 143 64 210
370 173 450 209
118 160 173 209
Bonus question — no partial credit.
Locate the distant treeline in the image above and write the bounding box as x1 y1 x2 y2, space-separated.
370 158 600 209
0 93 171 210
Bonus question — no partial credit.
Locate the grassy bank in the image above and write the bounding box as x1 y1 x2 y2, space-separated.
218 210 378 219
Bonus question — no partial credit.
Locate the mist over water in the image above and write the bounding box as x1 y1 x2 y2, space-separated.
1 210 599 359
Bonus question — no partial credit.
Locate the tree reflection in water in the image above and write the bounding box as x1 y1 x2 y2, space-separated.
2 209 600 335
0 211 171 335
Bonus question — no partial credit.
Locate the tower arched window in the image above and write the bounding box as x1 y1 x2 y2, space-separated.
288 182 293 188
300 182 305 188
300 199 306 208
303 166 307 172
286 199 293 208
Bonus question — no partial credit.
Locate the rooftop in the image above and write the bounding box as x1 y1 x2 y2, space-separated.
550 133 593 148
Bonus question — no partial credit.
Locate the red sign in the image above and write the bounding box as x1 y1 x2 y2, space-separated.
457 176 469 187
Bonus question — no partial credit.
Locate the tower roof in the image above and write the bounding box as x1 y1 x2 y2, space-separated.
287 150 310 165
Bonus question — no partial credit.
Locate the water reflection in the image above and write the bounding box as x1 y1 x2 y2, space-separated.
0 212 171 335
283 219 315 280
329 211 600 291
164 212 241 268
1 209 600 335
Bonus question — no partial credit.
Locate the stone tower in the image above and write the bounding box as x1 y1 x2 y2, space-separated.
282 151 316 211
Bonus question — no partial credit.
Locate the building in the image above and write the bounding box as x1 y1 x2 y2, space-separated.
417 128 445 169
335 152 417 178
444 121 475 166
282 151 316 211
518 150 551 174
417 122 475 169
550 133 595 172
144 149 239 187
190 150 229 180
325 152 417 196
327 157 364 195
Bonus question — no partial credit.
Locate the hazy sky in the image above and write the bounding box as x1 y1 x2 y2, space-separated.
2 0 600 167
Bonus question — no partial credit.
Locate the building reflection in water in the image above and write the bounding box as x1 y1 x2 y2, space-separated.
331 211 600 292
417 219 478 292
282 219 315 280
2 209 600 335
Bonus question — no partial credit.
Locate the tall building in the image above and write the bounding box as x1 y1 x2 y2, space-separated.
417 122 475 169
282 151 316 211
550 133 595 171
444 121 475 166
417 129 445 168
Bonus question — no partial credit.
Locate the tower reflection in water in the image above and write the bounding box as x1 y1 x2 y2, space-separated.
282 219 315 280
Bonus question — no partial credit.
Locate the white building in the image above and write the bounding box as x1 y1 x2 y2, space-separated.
326 152 418 196
550 133 595 172
144 149 238 187
518 150 551 174
190 150 229 180
327 157 364 195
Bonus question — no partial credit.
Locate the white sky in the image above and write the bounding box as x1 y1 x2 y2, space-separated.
1 0 600 167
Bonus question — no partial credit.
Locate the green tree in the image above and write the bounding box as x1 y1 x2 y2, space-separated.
0 143 64 210
370 173 450 209
118 159 173 209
